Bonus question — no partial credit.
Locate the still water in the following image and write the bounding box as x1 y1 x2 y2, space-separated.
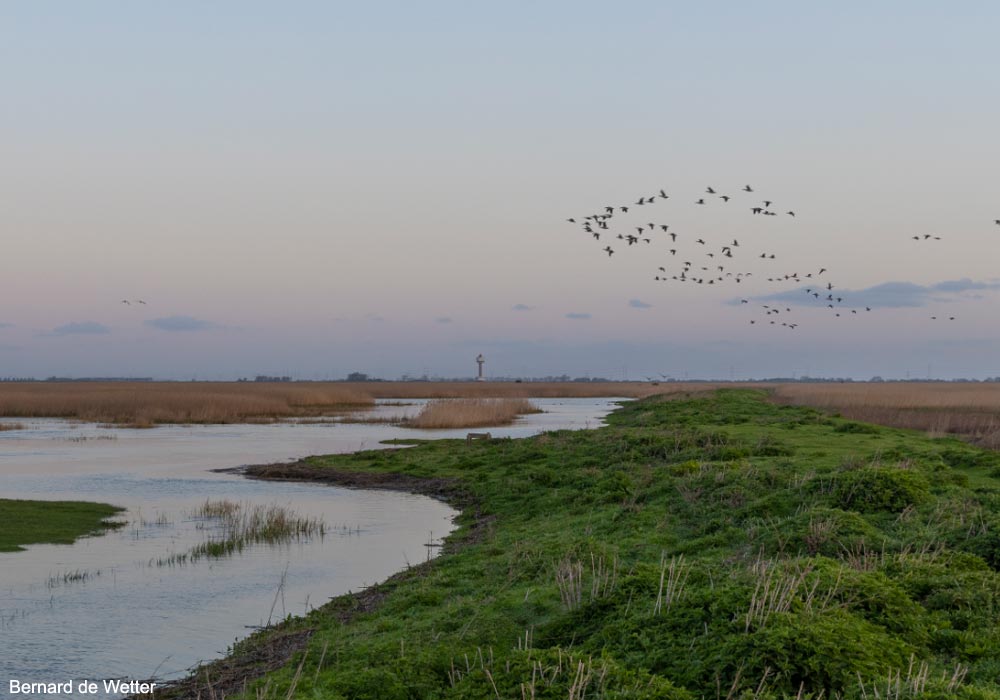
0 398 620 696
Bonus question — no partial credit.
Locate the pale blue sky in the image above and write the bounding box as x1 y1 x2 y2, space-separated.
1 2 999 379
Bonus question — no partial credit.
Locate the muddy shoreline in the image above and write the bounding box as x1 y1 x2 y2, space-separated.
144 457 481 700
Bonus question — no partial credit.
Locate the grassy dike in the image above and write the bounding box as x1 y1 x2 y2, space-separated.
162 390 1000 699
0 498 124 552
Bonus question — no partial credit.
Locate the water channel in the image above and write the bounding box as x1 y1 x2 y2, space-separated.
0 398 621 696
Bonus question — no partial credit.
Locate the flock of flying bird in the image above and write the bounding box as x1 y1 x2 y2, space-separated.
567 185 1000 330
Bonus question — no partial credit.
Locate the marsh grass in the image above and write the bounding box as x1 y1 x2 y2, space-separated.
403 398 542 429
60 434 118 442
46 568 100 589
0 382 374 426
0 380 749 427
152 500 327 567
772 383 1000 447
653 553 689 615
0 421 25 431
0 498 125 552
155 390 1000 699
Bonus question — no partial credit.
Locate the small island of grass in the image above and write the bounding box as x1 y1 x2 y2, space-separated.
0 498 125 552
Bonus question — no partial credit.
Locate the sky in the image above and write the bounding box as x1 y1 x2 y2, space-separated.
1 2 999 380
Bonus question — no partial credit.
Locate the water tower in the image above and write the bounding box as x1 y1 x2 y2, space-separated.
476 354 485 381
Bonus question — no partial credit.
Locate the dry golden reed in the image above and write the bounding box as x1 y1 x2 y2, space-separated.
404 398 542 429
0 382 373 426
0 381 738 426
771 383 1000 448
0 380 757 427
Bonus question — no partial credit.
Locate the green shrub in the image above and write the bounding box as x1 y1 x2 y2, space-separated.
833 468 931 513
834 421 882 434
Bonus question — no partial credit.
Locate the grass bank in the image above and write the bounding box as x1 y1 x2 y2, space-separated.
0 498 125 552
156 390 1000 699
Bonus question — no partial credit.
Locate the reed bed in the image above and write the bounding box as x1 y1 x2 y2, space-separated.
0 422 25 431
771 383 1000 447
191 499 325 543
403 398 541 429
0 380 750 427
155 500 326 566
0 382 373 426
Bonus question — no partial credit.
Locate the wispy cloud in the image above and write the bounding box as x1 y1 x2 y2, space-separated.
512 304 535 311
49 321 111 336
565 312 592 320
435 316 453 324
735 278 1000 309
629 299 652 309
145 316 220 332
0 322 13 329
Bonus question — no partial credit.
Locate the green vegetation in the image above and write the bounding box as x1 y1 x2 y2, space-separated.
152 500 326 566
0 498 124 552
180 390 1000 699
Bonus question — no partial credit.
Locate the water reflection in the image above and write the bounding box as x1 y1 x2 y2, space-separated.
0 397 619 695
